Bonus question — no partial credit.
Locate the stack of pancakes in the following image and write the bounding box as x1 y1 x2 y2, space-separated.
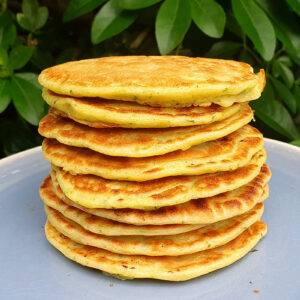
38 56 271 281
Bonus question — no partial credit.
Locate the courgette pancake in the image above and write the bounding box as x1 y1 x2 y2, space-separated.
45 203 264 256
38 56 265 107
43 89 242 129
42 125 264 181
51 150 266 209
45 221 267 281
37 55 271 282
48 166 270 226
39 103 253 157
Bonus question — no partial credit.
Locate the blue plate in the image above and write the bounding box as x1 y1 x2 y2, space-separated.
0 139 299 300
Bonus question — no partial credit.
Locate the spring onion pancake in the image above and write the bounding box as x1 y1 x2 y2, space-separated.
38 56 265 107
51 149 266 209
52 166 270 225
43 89 242 128
40 175 203 236
45 221 267 281
39 104 253 157
42 125 263 181
45 202 263 256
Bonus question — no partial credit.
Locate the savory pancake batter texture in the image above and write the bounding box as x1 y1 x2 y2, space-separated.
45 202 264 256
37 55 270 281
42 125 264 181
43 89 242 129
38 56 265 107
51 150 266 209
45 221 267 281
39 104 253 157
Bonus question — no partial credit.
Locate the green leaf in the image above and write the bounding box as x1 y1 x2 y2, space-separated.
191 0 225 38
286 0 300 17
8 45 34 71
290 140 300 147
256 0 300 56
91 0 137 44
155 0 191 55
0 11 17 49
293 85 300 111
118 0 162 10
232 0 275 61
0 78 10 113
16 14 32 31
15 72 42 90
0 47 8 68
205 41 241 58
251 82 300 140
271 77 297 114
21 0 38 31
17 0 48 32
273 62 294 89
35 6 49 30
0 47 10 78
277 56 292 67
22 0 38 21
10 75 45 125
63 0 106 22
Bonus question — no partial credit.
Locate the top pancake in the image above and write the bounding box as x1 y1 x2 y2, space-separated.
43 89 242 129
38 56 265 107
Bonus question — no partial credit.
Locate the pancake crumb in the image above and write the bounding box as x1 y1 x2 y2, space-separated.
253 290 260 293
250 249 258 252
109 283 114 287
249 281 252 284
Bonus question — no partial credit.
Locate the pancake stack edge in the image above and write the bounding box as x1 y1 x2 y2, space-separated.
37 56 270 281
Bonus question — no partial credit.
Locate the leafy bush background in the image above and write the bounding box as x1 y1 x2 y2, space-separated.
1 0 300 158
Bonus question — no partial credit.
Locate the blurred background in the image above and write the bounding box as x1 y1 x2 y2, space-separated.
1 0 300 158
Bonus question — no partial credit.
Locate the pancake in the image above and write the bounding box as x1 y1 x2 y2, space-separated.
40 176 203 236
38 56 265 107
43 89 242 128
45 202 264 256
52 165 271 225
45 220 267 281
52 149 266 209
42 125 263 181
39 104 253 157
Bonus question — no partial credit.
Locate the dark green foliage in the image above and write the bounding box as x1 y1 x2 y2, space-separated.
155 0 191 55
191 0 225 39
1 0 300 158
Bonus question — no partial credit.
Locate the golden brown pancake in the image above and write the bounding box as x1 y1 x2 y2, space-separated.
43 88 242 128
40 175 204 236
51 149 266 209
51 165 271 225
45 220 267 281
41 125 263 181
38 56 265 107
45 202 264 256
39 104 253 157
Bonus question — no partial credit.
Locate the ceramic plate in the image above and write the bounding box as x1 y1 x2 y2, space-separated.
0 139 299 299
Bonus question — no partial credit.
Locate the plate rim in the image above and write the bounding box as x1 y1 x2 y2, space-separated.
0 146 42 167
